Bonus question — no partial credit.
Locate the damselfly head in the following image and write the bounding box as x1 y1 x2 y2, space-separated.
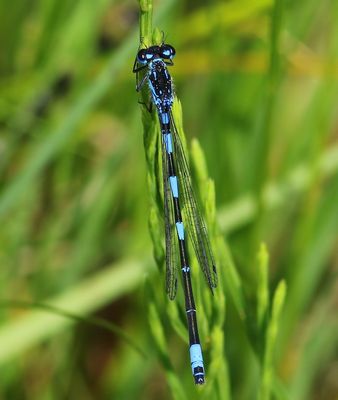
160 44 176 59
136 44 176 64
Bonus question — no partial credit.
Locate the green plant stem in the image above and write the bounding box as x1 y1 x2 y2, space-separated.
259 281 287 400
139 0 153 46
257 0 284 191
257 243 269 330
248 0 285 256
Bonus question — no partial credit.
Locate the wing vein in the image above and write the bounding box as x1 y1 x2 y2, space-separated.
161 132 179 300
170 112 217 290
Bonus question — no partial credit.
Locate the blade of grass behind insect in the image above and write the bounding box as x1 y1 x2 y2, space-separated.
256 243 269 330
279 172 338 350
276 1 338 351
247 0 284 192
258 280 286 400
288 283 338 400
0 300 145 358
0 258 150 365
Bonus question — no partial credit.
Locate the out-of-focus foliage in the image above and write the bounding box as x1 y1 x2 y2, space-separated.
0 0 337 399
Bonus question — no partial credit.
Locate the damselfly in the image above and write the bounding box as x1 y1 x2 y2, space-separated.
133 42 217 384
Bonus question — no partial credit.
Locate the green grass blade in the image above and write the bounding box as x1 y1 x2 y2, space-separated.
0 258 150 365
259 280 287 400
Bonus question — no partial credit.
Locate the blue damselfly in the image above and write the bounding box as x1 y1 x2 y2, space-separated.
133 42 217 385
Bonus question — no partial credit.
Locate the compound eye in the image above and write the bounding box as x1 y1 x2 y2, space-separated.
137 49 151 64
145 51 154 60
160 44 176 59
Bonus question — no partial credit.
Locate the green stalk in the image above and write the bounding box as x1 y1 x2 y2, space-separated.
259 280 287 400
256 243 269 330
257 0 285 191
248 0 285 256
136 0 234 394
139 0 153 46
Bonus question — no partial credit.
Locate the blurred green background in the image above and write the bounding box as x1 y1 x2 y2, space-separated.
0 0 337 399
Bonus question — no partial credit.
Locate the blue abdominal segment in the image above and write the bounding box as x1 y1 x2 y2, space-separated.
169 176 179 198
164 133 173 153
190 344 205 384
175 222 184 240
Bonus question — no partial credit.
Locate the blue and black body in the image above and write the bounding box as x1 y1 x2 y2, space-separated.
133 43 217 385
